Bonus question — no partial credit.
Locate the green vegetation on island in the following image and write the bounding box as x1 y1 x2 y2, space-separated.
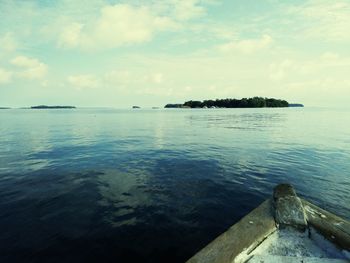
165 97 297 108
164 104 187 108
31 105 76 109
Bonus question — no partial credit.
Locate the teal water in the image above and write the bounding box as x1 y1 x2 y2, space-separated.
0 108 349 262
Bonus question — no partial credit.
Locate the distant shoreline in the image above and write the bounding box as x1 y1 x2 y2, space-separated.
288 104 304 107
165 97 303 108
30 105 76 109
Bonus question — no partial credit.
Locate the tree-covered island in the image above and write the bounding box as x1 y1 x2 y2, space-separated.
31 105 76 109
165 97 299 108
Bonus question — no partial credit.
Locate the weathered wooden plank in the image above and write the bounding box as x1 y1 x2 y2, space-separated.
248 255 349 263
302 199 350 250
186 199 276 263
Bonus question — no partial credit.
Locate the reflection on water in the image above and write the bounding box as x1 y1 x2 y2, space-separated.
98 169 152 227
0 108 349 262
187 112 286 130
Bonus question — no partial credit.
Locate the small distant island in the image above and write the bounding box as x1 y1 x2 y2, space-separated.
165 97 303 108
0 107 11 109
31 105 76 109
132 106 141 109
288 103 304 107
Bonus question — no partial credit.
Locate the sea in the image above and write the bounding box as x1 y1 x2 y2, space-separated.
0 107 349 262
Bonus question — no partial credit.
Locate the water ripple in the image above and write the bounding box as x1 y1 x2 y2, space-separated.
0 108 349 262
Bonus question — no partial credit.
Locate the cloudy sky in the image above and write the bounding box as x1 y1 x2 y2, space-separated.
0 0 349 107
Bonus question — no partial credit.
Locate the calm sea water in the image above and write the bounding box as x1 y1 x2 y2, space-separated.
0 108 349 262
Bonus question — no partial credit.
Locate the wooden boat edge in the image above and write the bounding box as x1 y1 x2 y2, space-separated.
186 184 350 263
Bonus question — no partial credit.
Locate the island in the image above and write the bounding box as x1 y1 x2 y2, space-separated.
288 104 304 107
165 97 295 108
164 104 190 108
132 106 141 109
31 105 76 109
0 107 11 109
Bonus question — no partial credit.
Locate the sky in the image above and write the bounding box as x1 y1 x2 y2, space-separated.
0 0 349 108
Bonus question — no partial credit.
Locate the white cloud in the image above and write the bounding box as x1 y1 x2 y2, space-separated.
269 53 350 83
0 33 17 52
67 74 100 89
103 70 165 90
58 4 178 49
185 86 193 92
288 1 350 42
11 56 39 68
112 72 174 96
321 52 339 60
144 0 209 21
150 73 163 84
10 56 48 80
171 0 206 21
137 86 174 96
104 70 132 87
218 35 273 54
285 77 350 101
41 80 48 88
0 68 12 84
269 60 294 81
58 23 83 48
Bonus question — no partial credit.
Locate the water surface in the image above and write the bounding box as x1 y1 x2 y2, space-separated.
0 108 349 262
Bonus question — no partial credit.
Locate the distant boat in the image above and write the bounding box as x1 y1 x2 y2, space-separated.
132 106 141 109
186 184 349 263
